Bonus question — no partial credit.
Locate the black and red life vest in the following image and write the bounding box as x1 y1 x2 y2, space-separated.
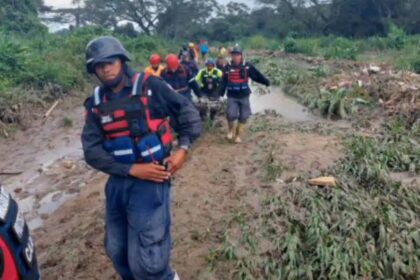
92 72 173 163
201 68 221 93
226 62 250 92
0 185 39 280
161 65 190 94
0 237 19 280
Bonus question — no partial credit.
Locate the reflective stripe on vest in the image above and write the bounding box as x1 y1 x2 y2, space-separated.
92 73 173 162
202 69 221 90
227 63 249 91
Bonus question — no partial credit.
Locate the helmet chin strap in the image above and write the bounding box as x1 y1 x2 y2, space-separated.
97 63 126 89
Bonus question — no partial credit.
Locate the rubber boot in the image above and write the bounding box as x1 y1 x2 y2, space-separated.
235 123 245 144
227 121 236 141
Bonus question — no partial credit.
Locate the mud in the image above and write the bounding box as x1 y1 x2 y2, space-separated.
0 97 89 230
0 82 344 279
30 116 343 279
1 51 415 279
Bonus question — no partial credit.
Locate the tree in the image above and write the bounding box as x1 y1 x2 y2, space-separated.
327 0 387 37
0 0 47 34
156 0 220 39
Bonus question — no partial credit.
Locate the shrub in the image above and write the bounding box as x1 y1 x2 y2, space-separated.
284 36 298 53
387 24 407 50
324 37 359 60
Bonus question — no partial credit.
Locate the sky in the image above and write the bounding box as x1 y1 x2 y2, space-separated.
43 0 256 31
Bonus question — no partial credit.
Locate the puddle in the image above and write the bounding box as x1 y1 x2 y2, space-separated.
250 86 315 122
38 192 77 215
19 191 78 230
27 216 44 230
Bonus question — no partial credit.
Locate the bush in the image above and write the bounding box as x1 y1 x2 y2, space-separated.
387 24 407 50
284 37 298 53
0 27 175 125
241 35 280 51
324 37 359 60
411 56 420 74
244 35 269 50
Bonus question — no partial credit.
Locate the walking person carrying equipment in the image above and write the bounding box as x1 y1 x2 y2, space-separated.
195 59 223 121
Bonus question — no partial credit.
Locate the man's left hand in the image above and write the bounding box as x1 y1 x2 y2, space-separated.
164 149 188 175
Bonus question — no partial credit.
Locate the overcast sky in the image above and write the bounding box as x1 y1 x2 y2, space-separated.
44 0 255 8
44 0 256 31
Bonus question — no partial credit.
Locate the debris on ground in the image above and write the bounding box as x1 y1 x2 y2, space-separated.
308 176 337 187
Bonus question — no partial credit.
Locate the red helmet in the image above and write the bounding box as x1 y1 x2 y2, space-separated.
149 54 161 66
166 54 179 71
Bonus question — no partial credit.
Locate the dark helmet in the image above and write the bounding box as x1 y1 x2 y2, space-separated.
181 51 190 60
206 59 215 67
85 36 130 73
231 46 243 55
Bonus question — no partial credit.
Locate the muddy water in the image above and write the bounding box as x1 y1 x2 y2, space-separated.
1 88 314 231
0 106 88 230
250 86 315 122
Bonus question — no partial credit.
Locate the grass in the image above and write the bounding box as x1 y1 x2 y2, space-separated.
60 117 73 128
0 27 174 126
341 119 420 187
206 119 420 279
243 25 420 71
262 144 284 182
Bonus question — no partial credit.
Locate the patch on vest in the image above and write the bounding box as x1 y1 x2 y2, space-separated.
23 236 34 265
12 208 25 242
101 115 113 124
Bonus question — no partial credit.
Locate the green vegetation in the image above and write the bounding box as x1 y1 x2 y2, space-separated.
342 120 420 187
206 119 420 280
313 87 372 120
0 27 173 125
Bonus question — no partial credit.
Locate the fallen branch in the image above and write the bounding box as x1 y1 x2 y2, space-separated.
0 171 23 176
44 100 60 118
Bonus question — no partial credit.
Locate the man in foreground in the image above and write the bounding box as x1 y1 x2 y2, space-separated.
82 36 202 279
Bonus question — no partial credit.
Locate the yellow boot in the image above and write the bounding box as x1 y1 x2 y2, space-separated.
227 121 236 141
235 123 246 144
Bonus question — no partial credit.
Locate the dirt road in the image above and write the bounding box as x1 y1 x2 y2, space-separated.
0 85 349 279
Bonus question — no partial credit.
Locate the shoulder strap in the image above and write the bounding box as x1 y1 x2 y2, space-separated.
93 86 101 107
131 72 147 96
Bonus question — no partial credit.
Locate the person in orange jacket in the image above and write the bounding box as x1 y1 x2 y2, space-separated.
188 42 199 63
145 54 164 77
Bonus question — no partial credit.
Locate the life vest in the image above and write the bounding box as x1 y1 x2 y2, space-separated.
0 185 39 280
92 73 173 164
0 237 19 280
162 66 190 94
145 65 164 77
226 62 249 92
201 69 221 92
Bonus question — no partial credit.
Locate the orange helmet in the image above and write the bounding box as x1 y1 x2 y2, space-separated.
166 54 179 71
149 54 161 66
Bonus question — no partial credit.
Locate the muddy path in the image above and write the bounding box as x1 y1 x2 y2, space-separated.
1 86 347 279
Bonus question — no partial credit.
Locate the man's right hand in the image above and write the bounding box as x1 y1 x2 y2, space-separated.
129 163 171 183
